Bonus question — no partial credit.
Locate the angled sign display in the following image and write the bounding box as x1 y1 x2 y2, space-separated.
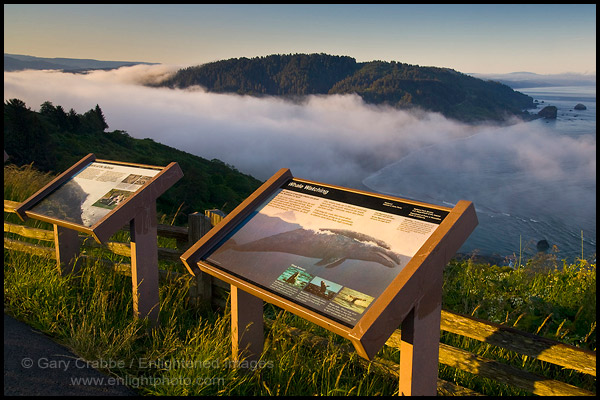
182 168 478 363
16 153 184 323
16 153 183 244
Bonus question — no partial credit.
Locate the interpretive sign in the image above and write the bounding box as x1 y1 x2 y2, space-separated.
15 153 181 243
16 153 184 323
31 161 159 225
182 168 477 394
204 178 449 328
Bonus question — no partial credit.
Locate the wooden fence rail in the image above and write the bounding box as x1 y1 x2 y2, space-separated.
4 199 596 395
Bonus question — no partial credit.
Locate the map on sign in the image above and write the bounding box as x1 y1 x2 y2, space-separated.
203 179 449 327
29 161 161 227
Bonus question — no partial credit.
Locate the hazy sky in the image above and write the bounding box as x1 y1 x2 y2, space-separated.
4 4 596 74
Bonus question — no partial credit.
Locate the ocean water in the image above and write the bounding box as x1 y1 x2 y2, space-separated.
520 86 596 138
364 85 596 263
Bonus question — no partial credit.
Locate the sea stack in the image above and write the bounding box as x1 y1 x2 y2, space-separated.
537 105 558 119
536 239 550 253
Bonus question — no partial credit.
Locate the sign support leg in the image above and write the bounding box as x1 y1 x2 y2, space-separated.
53 224 80 275
231 286 264 367
130 203 160 325
398 283 443 396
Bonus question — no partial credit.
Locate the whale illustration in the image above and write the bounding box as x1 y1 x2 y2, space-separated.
219 228 401 269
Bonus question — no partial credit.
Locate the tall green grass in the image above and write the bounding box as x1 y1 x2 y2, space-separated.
443 257 596 351
440 253 596 395
4 249 401 395
4 162 55 201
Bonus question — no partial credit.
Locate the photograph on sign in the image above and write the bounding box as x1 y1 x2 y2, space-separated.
29 161 161 227
203 179 449 327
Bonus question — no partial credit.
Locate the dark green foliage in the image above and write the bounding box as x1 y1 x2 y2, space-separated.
331 62 535 122
159 53 359 96
157 53 535 122
4 99 262 224
4 99 56 169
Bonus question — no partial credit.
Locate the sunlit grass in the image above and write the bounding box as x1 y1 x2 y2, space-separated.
443 257 596 351
4 162 55 202
5 242 595 395
4 248 403 395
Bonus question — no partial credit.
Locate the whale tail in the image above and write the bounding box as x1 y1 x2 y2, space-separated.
315 257 347 268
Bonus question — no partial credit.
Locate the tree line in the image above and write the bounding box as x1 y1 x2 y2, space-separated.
156 53 535 123
4 99 261 224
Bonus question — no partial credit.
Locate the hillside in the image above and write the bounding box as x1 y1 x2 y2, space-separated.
156 53 536 123
3 99 262 223
4 53 157 72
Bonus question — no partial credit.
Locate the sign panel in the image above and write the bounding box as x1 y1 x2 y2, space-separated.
16 154 184 244
29 161 161 228
202 178 449 328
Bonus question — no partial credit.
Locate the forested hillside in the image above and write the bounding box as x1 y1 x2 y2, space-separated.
157 53 536 122
3 99 262 223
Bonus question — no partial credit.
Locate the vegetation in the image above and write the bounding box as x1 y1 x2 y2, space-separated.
443 257 596 351
3 250 402 396
4 99 262 224
3 164 596 395
156 53 536 123
3 239 595 395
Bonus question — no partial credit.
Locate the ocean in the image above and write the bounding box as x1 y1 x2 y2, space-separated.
363 85 596 264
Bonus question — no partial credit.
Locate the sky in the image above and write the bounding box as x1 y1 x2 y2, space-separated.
4 4 596 75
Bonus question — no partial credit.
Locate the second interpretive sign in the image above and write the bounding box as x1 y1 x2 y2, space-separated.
28 160 162 228
202 178 449 328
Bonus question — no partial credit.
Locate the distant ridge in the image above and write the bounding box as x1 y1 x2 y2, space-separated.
156 53 537 123
4 53 157 72
469 71 596 89
9 52 586 123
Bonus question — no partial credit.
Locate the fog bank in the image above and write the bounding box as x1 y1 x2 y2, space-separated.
4 66 596 259
4 66 477 187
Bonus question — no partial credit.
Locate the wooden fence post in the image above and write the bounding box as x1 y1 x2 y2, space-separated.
188 212 213 304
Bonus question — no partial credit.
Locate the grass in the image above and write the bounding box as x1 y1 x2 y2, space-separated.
3 163 597 395
438 250 596 395
443 257 596 351
3 249 401 396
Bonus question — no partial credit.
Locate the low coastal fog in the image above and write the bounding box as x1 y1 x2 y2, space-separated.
4 65 596 261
